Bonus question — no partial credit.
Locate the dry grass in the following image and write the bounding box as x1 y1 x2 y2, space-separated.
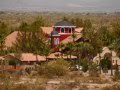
37 59 70 78
102 84 120 90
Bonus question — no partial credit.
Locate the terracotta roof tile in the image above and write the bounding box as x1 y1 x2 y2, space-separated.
20 53 46 62
61 33 82 44
41 27 53 34
5 31 18 47
47 52 77 59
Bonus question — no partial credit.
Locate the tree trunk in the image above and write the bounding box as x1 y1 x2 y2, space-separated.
110 51 113 76
99 53 102 74
45 56 47 61
36 54 38 63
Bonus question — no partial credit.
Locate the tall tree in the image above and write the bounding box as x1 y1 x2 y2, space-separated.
66 42 75 60
74 42 94 60
0 22 9 55
84 19 92 29
12 17 51 62
98 26 113 46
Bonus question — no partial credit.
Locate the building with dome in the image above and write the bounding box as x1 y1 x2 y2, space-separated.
2 20 83 63
49 21 80 51
4 20 83 52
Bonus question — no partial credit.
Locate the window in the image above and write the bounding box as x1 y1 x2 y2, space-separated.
61 28 64 33
55 27 57 31
54 38 59 45
69 28 71 33
57 38 59 44
54 38 57 45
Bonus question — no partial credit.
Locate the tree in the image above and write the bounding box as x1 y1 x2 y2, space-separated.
84 19 92 29
109 22 120 57
100 57 112 70
57 43 65 58
11 17 50 62
74 42 94 60
62 17 69 21
75 18 84 28
71 33 77 42
39 41 51 61
65 42 75 60
110 39 120 58
70 18 84 28
98 26 114 46
0 22 9 53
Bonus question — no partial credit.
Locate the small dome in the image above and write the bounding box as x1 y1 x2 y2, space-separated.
50 30 59 36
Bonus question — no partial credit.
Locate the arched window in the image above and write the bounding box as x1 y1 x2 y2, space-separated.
56 38 59 44
54 38 57 45
61 28 64 33
54 38 59 45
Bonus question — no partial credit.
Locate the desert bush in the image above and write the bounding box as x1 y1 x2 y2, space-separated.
89 63 99 77
112 64 120 81
77 58 89 72
37 59 70 78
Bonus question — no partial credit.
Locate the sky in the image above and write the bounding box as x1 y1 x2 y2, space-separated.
0 0 120 12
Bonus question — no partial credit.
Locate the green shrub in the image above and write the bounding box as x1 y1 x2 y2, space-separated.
89 63 99 77
37 59 70 78
100 58 112 70
77 59 89 72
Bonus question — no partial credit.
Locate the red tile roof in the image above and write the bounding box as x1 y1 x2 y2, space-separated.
0 53 46 62
47 52 77 59
20 53 46 62
5 27 83 47
5 31 18 47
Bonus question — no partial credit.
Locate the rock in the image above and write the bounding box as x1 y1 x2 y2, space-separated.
67 80 75 83
47 80 61 85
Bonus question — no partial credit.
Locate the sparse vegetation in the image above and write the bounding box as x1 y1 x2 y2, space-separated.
0 11 120 90
37 59 70 78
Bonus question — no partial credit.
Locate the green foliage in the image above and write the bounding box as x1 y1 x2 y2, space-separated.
84 19 92 29
109 22 120 57
62 17 69 21
11 17 51 57
112 22 120 38
98 26 114 46
8 59 21 66
65 42 75 59
74 42 94 59
70 18 84 27
80 59 89 72
37 59 70 78
100 58 112 70
71 33 77 42
0 22 9 53
89 63 99 77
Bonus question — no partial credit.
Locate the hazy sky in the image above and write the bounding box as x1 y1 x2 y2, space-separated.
0 0 120 12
